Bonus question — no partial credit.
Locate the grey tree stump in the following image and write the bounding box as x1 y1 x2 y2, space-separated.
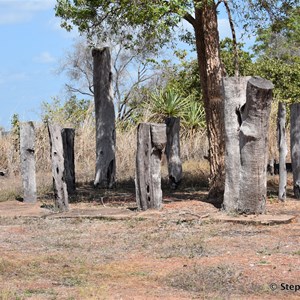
237 77 274 214
277 102 287 201
223 76 250 212
135 123 166 210
93 47 116 188
290 103 300 199
165 117 182 189
20 122 37 203
62 128 76 195
48 124 69 212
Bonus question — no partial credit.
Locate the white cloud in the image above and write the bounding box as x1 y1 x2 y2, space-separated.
0 0 55 25
33 51 56 63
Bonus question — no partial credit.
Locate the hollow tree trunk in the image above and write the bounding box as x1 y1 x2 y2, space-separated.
277 102 287 201
20 122 37 203
290 103 300 199
93 47 116 188
165 117 182 189
194 2 224 205
222 77 250 212
48 124 69 212
237 77 273 214
135 123 166 211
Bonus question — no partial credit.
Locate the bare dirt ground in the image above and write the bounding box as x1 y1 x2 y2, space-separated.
0 179 300 300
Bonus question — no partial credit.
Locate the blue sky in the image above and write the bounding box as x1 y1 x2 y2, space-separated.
0 0 79 130
0 0 253 130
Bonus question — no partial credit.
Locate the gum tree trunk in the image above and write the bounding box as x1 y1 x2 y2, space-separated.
48 124 69 212
290 103 300 199
277 102 287 201
165 117 182 189
222 77 250 212
93 47 116 188
194 3 225 205
20 122 37 203
135 123 166 211
237 77 274 214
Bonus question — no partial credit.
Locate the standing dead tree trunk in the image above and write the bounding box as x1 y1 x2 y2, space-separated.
237 77 273 214
277 102 287 201
48 124 69 212
20 122 37 203
223 77 250 212
62 128 76 195
290 103 300 199
93 47 116 188
135 123 166 211
165 117 182 189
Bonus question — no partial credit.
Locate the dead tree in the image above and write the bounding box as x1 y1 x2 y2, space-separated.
62 128 76 195
48 124 69 212
223 76 250 212
135 123 166 210
93 47 116 188
237 77 273 214
20 122 37 203
290 103 300 199
223 77 274 214
165 117 182 189
277 102 287 201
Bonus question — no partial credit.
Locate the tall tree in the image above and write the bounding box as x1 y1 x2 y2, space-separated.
55 0 296 203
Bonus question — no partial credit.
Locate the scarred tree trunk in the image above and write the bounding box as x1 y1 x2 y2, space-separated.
135 123 166 210
290 103 300 199
222 77 250 212
277 102 287 201
237 77 273 214
194 2 225 205
93 47 116 188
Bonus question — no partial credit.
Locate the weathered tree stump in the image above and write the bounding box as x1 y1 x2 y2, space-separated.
165 117 182 189
290 103 300 199
48 124 69 212
20 122 37 203
92 47 116 188
62 128 76 195
277 102 287 201
223 76 250 212
135 123 166 210
237 77 273 214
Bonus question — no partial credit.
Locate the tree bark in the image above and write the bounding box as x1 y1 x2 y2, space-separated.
165 117 182 189
48 124 69 212
237 77 273 214
20 122 37 203
290 103 300 199
222 76 250 212
135 123 166 211
93 47 116 188
277 102 287 201
62 128 76 195
194 2 225 205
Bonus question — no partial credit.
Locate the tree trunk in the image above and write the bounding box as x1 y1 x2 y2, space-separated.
62 128 76 195
222 76 250 212
277 102 287 201
48 124 69 212
20 122 37 203
135 123 166 211
290 103 300 199
194 2 224 205
165 117 182 189
93 47 116 188
237 77 273 214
